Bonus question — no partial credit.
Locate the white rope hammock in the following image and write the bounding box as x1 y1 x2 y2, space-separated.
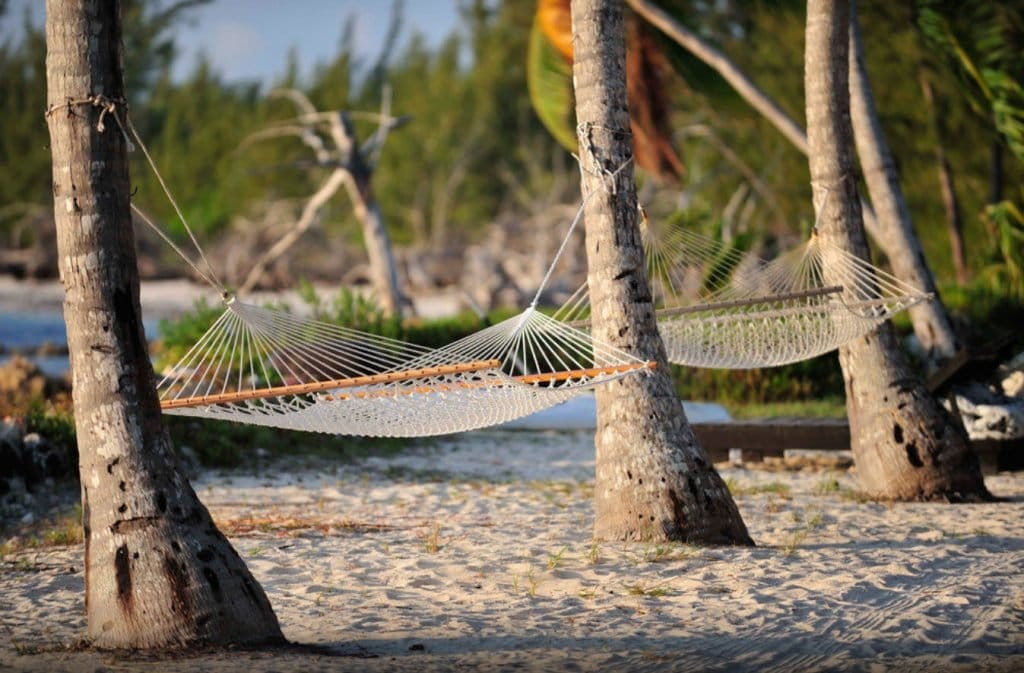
157 299 653 437
556 215 931 369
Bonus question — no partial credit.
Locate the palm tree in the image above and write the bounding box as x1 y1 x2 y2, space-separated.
570 0 752 543
803 0 991 501
45 0 283 647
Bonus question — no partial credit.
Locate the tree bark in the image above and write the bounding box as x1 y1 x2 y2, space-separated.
570 0 752 544
804 0 990 501
46 0 283 648
847 0 960 364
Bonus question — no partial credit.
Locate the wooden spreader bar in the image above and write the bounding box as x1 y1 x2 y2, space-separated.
654 285 845 318
326 361 658 400
160 359 503 410
516 361 656 384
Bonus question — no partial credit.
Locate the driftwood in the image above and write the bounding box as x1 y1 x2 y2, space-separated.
237 88 409 317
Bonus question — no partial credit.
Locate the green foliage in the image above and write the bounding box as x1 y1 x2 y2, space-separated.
917 0 1024 161
979 193 1024 301
941 280 1024 352
299 281 403 340
671 352 845 406
153 297 224 371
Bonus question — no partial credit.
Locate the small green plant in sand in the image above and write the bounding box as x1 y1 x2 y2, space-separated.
724 478 792 498
781 508 825 556
636 543 697 564
815 474 842 495
577 587 597 600
626 581 672 598
421 523 445 553
547 547 568 570
525 567 542 597
512 567 542 597
586 541 601 565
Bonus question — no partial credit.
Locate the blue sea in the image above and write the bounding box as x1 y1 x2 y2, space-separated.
0 311 157 376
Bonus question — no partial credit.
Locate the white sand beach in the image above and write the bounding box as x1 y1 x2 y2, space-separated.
1 427 1022 673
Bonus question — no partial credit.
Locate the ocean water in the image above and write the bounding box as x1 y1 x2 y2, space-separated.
0 311 157 376
0 311 67 349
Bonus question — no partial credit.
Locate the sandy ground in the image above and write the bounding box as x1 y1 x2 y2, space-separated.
1 428 1022 673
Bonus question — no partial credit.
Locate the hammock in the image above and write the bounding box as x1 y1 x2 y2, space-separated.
157 298 653 437
556 217 931 369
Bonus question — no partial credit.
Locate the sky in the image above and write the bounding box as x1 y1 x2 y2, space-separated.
0 0 462 86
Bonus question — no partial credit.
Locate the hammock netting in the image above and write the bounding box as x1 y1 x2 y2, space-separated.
158 299 654 437
555 223 930 369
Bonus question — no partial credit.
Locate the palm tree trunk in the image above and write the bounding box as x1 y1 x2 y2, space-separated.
570 0 752 544
847 0 959 364
45 0 283 647
804 0 989 501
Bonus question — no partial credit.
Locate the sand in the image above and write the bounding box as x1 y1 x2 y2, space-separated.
1 428 1022 673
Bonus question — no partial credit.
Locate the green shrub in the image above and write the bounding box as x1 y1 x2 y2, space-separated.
671 351 845 406
153 297 224 372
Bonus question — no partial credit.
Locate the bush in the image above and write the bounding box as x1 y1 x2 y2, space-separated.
671 351 845 406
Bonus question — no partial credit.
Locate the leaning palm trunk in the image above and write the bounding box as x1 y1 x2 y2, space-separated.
46 0 283 647
848 0 959 364
804 0 989 501
571 0 752 543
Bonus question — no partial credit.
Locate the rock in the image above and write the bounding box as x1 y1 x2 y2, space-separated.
0 423 22 495
0 355 67 397
35 340 67 356
0 356 47 397
22 432 68 484
952 382 1024 441
1003 370 1024 398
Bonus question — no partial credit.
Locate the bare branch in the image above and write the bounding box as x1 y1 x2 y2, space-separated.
239 169 348 295
238 125 332 166
269 87 318 118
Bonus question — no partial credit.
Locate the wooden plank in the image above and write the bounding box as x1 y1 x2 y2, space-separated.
691 418 850 452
